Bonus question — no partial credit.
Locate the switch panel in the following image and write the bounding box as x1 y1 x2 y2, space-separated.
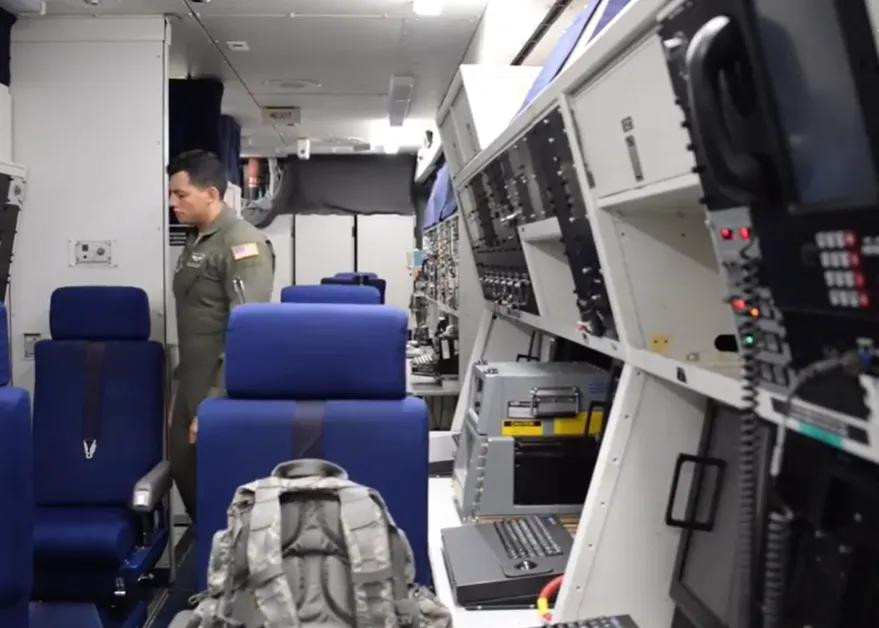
72 240 113 266
23 333 41 360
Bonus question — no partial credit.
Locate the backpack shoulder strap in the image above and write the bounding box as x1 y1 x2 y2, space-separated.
188 485 256 628
246 477 302 628
338 486 399 628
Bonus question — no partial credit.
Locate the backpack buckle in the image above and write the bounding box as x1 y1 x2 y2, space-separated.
395 599 420 627
83 439 97 460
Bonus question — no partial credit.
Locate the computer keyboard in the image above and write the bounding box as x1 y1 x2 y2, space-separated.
493 515 564 559
530 615 638 628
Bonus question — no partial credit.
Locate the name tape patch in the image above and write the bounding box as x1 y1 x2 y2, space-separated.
231 242 260 261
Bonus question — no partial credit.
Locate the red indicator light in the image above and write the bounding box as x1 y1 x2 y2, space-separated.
739 226 752 240
854 272 866 289
859 292 871 309
720 228 734 240
749 307 761 318
845 230 858 248
851 252 862 267
732 298 747 311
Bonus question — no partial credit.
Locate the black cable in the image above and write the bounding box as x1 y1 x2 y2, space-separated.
761 506 793 628
761 347 863 628
736 242 761 628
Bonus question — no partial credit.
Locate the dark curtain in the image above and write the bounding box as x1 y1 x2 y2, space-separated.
0 9 15 86
169 78 224 160
218 115 241 187
277 154 417 216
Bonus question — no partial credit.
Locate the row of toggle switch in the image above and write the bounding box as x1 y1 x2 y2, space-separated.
480 272 533 309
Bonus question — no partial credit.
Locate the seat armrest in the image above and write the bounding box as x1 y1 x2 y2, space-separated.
131 460 171 512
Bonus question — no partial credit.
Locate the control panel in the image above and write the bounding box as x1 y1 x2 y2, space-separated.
465 157 539 314
706 207 793 393
527 109 616 339
461 106 616 335
661 0 879 426
422 216 459 310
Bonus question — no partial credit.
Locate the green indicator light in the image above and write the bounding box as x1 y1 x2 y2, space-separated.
743 334 756 347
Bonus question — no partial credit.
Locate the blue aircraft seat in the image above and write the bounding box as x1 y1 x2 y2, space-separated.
196 303 430 589
281 283 381 305
30 287 168 628
322 274 387 304
333 271 378 280
0 304 33 628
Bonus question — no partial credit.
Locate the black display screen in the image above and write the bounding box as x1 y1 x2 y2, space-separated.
754 0 878 211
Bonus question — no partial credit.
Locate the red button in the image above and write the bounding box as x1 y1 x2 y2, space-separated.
739 226 752 240
720 228 734 240
859 292 871 308
854 272 866 288
732 298 747 311
851 251 862 267
845 230 858 248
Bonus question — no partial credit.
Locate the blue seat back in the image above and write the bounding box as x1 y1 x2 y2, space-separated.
0 304 33 628
33 287 164 507
197 303 429 587
322 275 387 304
334 271 378 280
281 284 381 305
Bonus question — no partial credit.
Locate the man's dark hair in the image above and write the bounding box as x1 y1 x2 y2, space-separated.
167 150 228 197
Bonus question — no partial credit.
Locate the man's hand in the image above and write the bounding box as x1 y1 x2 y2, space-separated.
189 417 198 445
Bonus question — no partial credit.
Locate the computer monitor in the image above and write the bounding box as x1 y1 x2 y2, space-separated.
669 402 775 628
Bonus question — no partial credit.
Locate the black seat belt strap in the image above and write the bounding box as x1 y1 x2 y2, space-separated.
83 342 106 460
291 400 326 459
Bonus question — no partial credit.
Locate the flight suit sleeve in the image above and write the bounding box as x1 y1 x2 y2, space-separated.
223 234 275 306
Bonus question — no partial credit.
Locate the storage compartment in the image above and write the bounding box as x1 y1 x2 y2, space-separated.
572 35 695 199
608 206 738 368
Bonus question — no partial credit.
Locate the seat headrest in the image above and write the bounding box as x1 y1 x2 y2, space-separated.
50 286 151 341
281 284 381 305
0 304 9 386
225 303 407 400
334 272 378 280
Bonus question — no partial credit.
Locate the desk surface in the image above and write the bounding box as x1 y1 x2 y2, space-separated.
427 477 541 628
410 376 461 397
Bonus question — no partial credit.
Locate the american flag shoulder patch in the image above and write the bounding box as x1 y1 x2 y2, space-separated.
231 242 260 261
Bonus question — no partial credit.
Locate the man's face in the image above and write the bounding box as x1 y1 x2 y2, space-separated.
169 171 218 225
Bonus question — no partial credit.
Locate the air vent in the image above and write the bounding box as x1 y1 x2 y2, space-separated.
262 78 322 92
317 136 372 152
388 74 415 126
226 41 250 52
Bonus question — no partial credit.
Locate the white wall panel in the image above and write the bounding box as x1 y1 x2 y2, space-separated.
294 214 354 285
357 213 415 312
10 16 168 391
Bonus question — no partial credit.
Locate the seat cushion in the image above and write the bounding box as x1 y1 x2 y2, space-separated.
34 507 136 564
196 396 429 589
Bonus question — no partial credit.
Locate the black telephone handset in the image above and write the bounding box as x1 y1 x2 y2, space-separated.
686 15 767 205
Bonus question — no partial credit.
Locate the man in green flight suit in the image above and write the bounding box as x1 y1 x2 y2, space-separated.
168 150 275 519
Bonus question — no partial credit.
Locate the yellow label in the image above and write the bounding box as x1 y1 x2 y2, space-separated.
587 409 605 436
502 419 543 437
553 412 588 436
